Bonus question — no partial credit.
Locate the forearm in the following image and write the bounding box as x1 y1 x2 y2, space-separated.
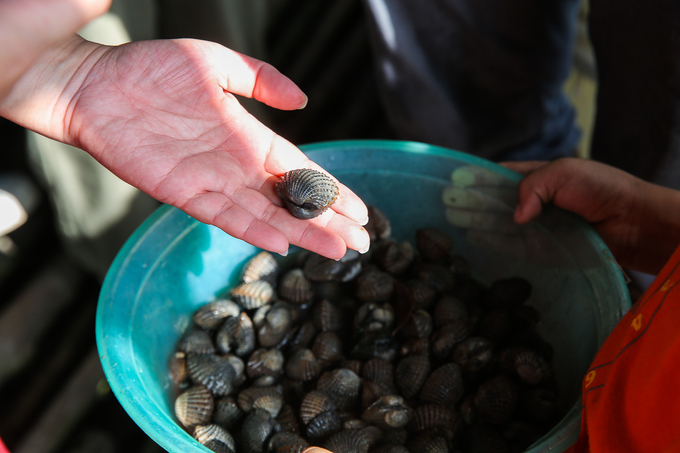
0 34 105 145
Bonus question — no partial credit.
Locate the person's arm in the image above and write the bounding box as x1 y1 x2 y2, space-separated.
0 2 369 260
505 158 680 275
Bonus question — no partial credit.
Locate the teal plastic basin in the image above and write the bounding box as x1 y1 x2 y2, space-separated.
96 140 630 453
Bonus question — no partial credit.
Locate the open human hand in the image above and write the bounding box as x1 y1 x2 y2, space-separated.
4 37 369 260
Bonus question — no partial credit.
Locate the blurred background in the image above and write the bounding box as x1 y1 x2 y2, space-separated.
0 0 596 452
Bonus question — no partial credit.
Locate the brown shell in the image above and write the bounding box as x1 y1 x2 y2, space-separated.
361 380 391 410
216 312 256 357
300 390 337 424
374 240 415 275
223 353 247 387
177 328 215 355
473 375 519 425
255 302 293 348
394 354 430 399
451 336 495 374
361 395 413 429
362 357 395 390
246 348 284 379
499 347 552 386
400 337 430 356
276 168 339 220
194 424 236 452
169 351 188 386
268 431 309 453
400 309 433 339
340 359 363 377
193 299 241 331
213 397 244 429
431 321 472 361
407 433 449 453
355 270 395 302
415 227 453 263
285 348 321 382
365 205 392 241
305 409 342 439
433 295 469 326
238 386 284 417
419 363 464 406
241 251 279 284
278 269 315 304
413 262 456 293
312 331 344 368
231 280 274 310
409 403 462 441
316 368 362 410
324 429 370 453
354 302 395 335
406 279 438 310
186 354 236 397
276 404 301 434
312 299 344 331
303 251 362 283
240 408 275 453
174 385 214 428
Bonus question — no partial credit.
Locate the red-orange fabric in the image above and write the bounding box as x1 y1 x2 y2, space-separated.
568 245 680 452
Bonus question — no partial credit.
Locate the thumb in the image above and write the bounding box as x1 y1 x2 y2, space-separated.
302 448 333 453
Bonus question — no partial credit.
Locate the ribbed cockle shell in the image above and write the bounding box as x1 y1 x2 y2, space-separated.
276 169 339 219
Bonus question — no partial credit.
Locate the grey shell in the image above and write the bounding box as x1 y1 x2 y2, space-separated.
276 169 339 219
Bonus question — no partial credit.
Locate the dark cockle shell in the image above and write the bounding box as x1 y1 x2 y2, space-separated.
177 328 215 356
285 348 321 382
312 299 344 332
240 408 276 453
473 375 519 425
241 251 279 285
324 428 370 453
350 331 398 362
246 348 284 379
186 354 237 397
312 331 344 368
499 347 552 386
276 404 301 435
374 240 415 275
366 205 392 241
268 431 309 453
361 380 391 410
400 309 433 339
279 269 315 304
231 280 274 310
169 351 188 386
276 169 339 220
217 312 256 357
431 321 471 361
394 354 430 400
194 424 236 453
300 390 337 424
361 395 413 429
193 299 241 331
213 396 244 429
362 357 395 390
254 302 293 348
304 250 362 283
174 385 214 428
305 409 342 439
433 295 469 327
355 270 395 303
407 433 449 453
419 363 464 406
415 227 453 263
451 336 495 375
409 403 463 442
316 368 362 410
238 386 284 417
354 302 395 335
371 444 410 453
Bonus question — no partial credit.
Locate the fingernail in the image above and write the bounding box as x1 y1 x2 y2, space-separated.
298 95 308 110
360 216 369 226
358 242 370 254
278 249 288 257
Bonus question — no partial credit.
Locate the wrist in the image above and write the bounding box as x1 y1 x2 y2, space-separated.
0 35 106 144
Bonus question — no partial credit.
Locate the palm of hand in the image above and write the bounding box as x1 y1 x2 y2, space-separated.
66 39 368 258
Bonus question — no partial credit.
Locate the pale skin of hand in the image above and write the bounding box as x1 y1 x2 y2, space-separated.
0 0 370 260
503 158 680 275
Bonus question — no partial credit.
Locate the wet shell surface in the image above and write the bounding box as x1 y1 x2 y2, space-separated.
168 204 563 453
276 169 339 219
175 385 214 428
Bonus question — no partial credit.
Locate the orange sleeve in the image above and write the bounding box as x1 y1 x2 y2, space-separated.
569 244 680 452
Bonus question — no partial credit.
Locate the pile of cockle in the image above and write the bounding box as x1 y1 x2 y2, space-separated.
170 206 561 453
